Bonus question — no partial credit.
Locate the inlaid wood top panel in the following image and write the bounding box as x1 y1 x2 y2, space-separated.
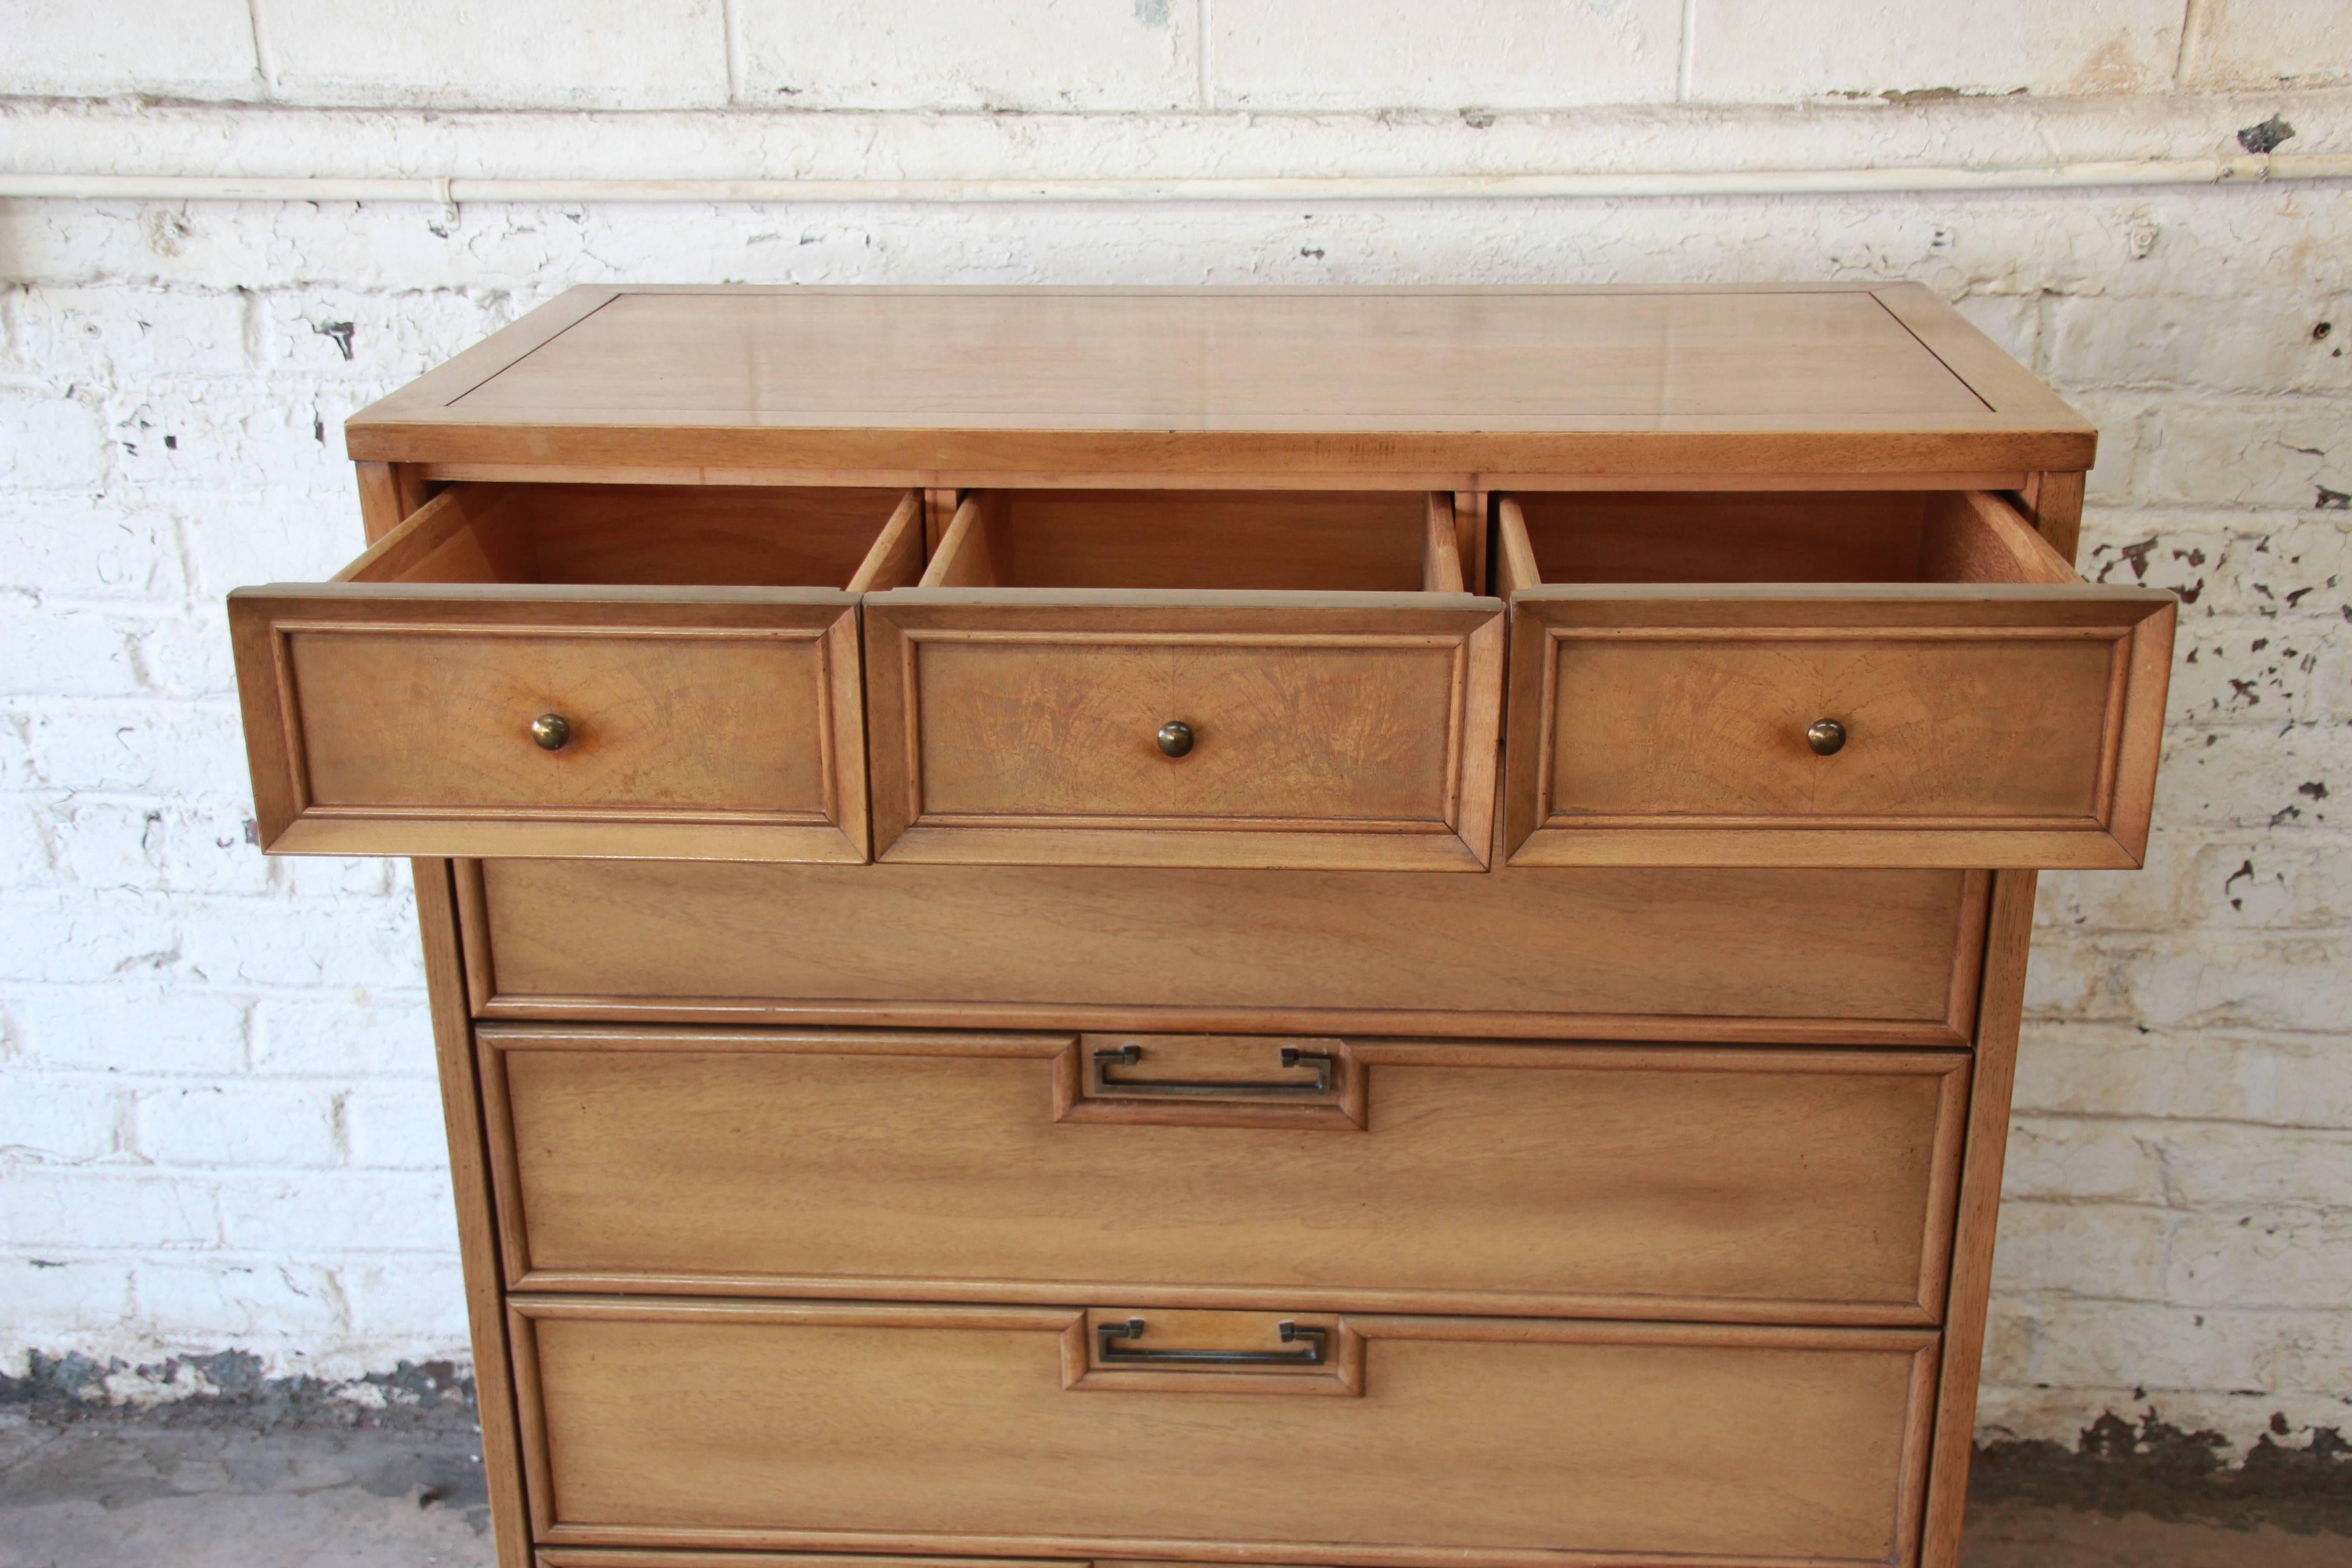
348 285 2094 476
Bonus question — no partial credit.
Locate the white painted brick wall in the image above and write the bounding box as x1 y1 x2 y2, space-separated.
2 1 2347 1452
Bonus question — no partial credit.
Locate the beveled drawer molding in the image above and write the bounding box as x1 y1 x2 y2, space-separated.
1496 490 2174 870
862 490 1505 872
231 484 923 861
478 1025 1970 1325
510 1296 1940 1568
456 858 1990 1046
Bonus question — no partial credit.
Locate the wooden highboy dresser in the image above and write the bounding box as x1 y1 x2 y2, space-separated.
228 286 2175 1568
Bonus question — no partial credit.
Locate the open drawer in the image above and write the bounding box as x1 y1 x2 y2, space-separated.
862 490 1505 870
1497 490 2176 869
229 483 925 860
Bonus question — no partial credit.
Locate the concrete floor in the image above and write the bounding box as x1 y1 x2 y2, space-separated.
2 1412 2345 1568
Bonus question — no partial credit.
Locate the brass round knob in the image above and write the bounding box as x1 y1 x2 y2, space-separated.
530 713 572 751
1155 720 1195 758
1805 718 1847 756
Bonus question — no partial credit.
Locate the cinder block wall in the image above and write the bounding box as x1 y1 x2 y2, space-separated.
2 1 2347 1452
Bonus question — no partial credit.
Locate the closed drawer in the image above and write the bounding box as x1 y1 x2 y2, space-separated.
481 1027 1969 1323
229 482 926 860
1498 489 2175 868
466 858 1989 1045
863 490 1504 870
511 1298 1938 1566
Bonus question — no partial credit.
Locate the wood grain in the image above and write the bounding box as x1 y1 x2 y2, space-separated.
333 484 526 584
1501 584 2176 869
510 1295 1939 1567
934 489 1436 591
2018 469 2087 566
1503 486 2073 588
1871 284 2093 441
412 860 534 1568
510 483 912 588
348 285 2096 477
1550 635 2116 817
414 461 2029 493
1450 490 1489 592
1421 494 1465 592
1509 489 1933 584
481 1025 1969 1323
230 589 867 861
353 460 406 544
865 593 1503 871
338 481 912 591
1918 490 2076 586
845 490 927 593
465 857 1984 1043
230 478 926 861
269 285 2138 1568
1920 869 2036 1568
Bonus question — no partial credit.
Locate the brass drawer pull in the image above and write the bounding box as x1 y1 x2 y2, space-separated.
1155 719 1195 757
530 713 572 751
1091 1042 1334 1098
1805 717 1847 756
1098 1317 1328 1368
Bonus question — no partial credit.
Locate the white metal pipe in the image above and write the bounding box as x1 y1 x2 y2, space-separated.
1 153 2347 204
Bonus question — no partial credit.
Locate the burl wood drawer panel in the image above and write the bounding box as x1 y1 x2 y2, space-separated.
862 490 1503 872
480 1027 1968 1323
1497 490 2174 870
509 1299 1938 1567
229 483 925 861
461 859 1989 1044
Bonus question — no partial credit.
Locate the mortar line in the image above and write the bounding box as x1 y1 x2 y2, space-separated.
2174 0 2210 90
244 0 277 95
1197 0 1212 112
1677 0 1699 102
721 0 743 105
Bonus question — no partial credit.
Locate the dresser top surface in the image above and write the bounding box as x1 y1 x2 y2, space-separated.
348 284 2093 477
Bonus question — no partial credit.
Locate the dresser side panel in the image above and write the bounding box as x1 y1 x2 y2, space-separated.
413 857 535 1568
1919 868 2035 1568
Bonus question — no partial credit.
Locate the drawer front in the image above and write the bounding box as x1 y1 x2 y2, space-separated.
512 1299 1937 1566
468 859 1987 1045
229 589 867 861
863 596 1504 870
1505 587 2174 869
468 860 1994 1044
482 1029 1969 1323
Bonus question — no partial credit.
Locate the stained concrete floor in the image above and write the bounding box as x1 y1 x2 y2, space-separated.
3 1411 2347 1568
